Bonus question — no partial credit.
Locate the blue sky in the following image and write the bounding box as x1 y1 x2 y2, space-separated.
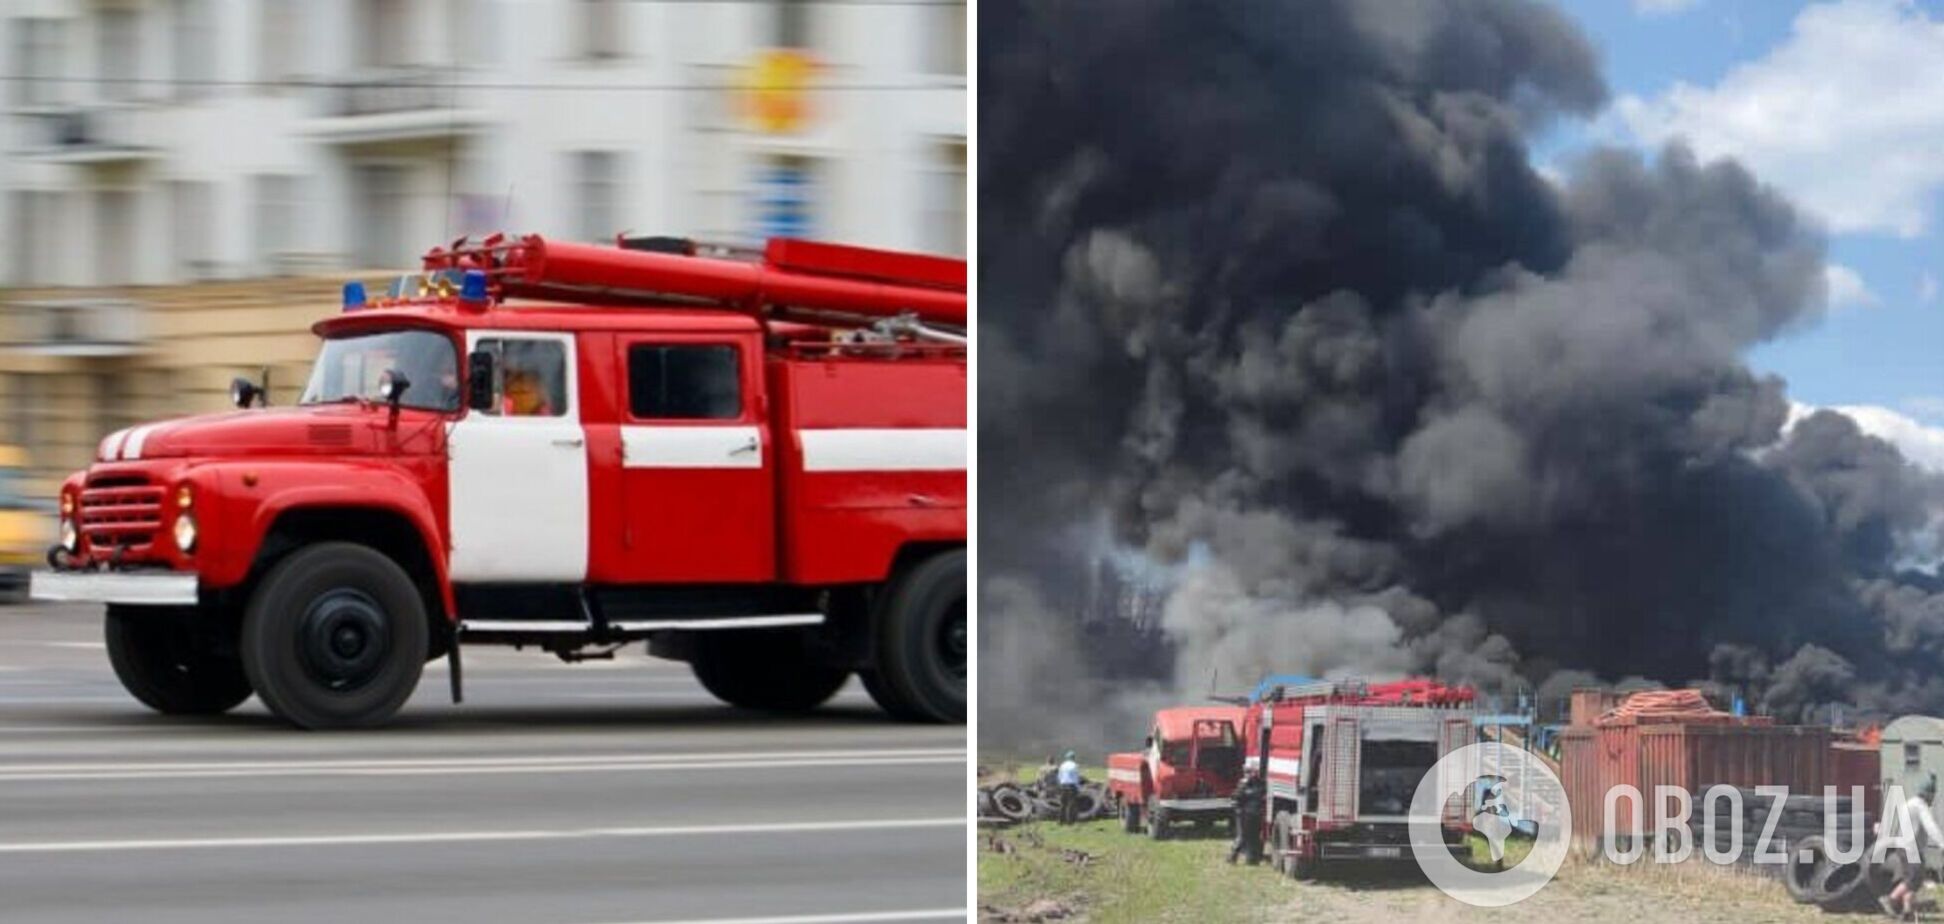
1544 0 1944 425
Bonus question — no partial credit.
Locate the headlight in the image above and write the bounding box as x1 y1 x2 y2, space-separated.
172 513 197 553
59 518 77 553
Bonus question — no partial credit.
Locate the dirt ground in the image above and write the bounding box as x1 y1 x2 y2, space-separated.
979 816 1898 924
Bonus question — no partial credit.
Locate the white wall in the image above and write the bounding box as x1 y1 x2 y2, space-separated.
0 0 966 287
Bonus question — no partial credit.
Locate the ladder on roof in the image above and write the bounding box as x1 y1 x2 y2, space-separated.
421 232 966 338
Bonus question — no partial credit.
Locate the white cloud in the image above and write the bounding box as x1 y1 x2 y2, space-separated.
1903 395 1944 421
1824 263 1879 310
1790 401 1944 471
1633 0 1702 15
1617 0 1944 237
1922 271 1939 304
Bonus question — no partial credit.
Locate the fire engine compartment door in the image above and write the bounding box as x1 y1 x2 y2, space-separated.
446 330 590 582
612 332 774 582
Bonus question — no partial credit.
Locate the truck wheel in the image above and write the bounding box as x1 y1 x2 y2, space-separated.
1121 801 1140 834
104 606 252 715
1147 806 1170 841
241 543 427 730
869 549 965 723
690 629 849 712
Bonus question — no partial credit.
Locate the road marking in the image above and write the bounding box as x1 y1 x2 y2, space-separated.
0 747 966 782
586 910 967 924
0 816 963 854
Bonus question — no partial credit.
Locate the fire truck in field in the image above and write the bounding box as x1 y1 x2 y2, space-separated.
1244 677 1478 877
30 232 966 729
1106 705 1246 838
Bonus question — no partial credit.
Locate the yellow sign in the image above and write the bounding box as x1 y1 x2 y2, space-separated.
740 49 818 135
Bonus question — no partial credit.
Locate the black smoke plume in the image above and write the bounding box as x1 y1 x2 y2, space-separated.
979 0 1944 750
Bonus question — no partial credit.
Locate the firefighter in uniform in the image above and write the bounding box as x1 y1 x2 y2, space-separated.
1229 765 1266 865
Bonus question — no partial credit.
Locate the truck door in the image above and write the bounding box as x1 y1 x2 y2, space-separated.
612 332 774 582
446 331 589 582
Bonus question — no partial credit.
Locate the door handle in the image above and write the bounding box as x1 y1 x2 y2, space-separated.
729 436 759 456
552 437 585 448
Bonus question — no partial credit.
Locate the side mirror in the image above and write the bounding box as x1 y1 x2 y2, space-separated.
229 376 264 409
1144 735 1155 749
466 350 495 411
378 369 411 406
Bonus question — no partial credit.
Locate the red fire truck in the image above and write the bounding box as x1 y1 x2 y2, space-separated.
31 233 966 729
1106 705 1247 838
1246 677 1477 877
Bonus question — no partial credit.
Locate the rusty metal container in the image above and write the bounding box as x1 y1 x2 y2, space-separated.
1560 720 1831 854
1570 688 1621 727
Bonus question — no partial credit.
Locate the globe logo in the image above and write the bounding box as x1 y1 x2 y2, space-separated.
1409 742 1572 907
1473 779 1514 864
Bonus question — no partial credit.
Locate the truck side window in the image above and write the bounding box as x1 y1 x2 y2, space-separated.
477 338 568 418
628 344 740 419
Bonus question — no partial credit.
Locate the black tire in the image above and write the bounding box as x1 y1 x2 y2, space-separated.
241 542 428 729
869 549 965 723
1147 806 1170 841
690 628 849 713
104 606 252 715
1076 787 1105 821
991 785 1033 822
1121 801 1141 834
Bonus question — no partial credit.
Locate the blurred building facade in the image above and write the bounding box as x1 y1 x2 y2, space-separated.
0 0 967 492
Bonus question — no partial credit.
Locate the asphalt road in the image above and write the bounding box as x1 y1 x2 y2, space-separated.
0 602 968 924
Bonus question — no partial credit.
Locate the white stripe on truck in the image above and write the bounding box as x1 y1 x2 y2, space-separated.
798 428 964 472
621 425 764 469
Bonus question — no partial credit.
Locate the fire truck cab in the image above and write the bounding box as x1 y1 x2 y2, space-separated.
1247 677 1477 878
1106 705 1246 838
31 233 966 729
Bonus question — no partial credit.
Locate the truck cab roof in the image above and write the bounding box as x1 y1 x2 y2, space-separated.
313 299 764 338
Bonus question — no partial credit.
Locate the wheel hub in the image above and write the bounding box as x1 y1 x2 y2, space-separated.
297 588 391 692
937 599 967 681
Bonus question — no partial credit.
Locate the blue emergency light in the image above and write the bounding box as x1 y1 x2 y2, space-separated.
460 269 488 304
342 281 368 311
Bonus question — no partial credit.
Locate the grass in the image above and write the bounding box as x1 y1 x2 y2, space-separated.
978 816 1288 924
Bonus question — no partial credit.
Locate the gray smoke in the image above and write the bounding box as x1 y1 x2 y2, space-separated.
979 0 1944 751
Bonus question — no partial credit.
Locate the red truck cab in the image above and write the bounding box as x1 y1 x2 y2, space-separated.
33 234 966 729
1107 705 1246 838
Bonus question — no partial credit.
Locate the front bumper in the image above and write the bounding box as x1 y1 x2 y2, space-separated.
1157 797 1235 814
30 569 198 605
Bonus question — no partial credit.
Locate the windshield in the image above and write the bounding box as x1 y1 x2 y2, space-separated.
301 329 459 412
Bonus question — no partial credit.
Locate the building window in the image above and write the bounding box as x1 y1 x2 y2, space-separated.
100 8 141 102
572 152 622 243
12 19 66 107
576 0 623 60
172 0 214 101
360 0 410 68
627 345 742 420
10 375 36 450
259 0 295 85
96 190 136 285
11 190 60 286
773 0 810 50
929 142 966 256
927 1 965 77
253 175 300 276
353 165 408 269
170 181 214 280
